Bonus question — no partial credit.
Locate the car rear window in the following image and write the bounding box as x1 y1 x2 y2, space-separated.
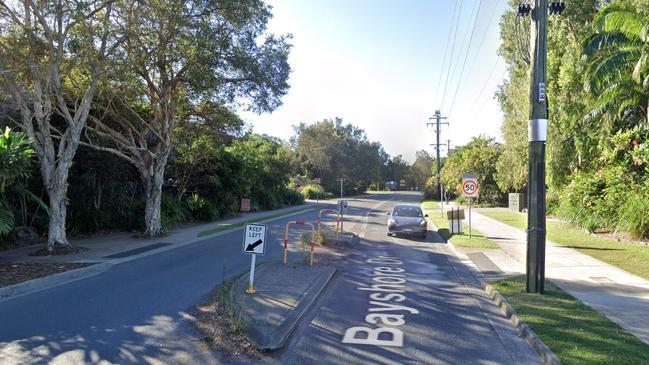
393 206 423 217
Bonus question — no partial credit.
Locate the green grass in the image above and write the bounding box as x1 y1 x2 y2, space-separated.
424 205 499 249
421 200 439 211
480 210 649 280
196 207 317 237
492 277 649 365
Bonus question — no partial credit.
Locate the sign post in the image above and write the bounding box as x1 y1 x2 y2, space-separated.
242 223 267 294
461 173 480 238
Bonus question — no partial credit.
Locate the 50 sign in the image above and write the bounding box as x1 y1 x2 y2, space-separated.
461 175 479 198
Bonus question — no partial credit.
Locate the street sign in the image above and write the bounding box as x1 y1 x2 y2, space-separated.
243 223 267 255
461 173 479 198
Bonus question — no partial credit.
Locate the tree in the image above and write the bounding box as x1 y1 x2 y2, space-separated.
409 150 433 189
292 118 389 194
385 155 409 188
85 0 291 236
582 3 649 125
0 1 113 249
441 136 503 205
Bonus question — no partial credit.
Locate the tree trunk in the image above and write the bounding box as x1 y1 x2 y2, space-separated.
47 185 69 250
142 160 167 237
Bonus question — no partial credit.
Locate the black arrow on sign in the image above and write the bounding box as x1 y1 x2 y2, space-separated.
245 239 263 252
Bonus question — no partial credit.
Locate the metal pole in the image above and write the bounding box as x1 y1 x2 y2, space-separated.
469 198 472 238
440 184 444 217
340 178 343 199
526 0 548 294
436 112 441 196
246 254 257 294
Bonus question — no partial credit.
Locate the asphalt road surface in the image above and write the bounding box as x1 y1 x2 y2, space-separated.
0 203 325 364
0 192 542 364
276 193 542 365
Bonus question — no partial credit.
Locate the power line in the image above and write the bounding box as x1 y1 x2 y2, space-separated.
448 0 484 117
446 0 480 102
472 67 507 118
434 0 460 106
463 1 501 90
440 0 465 111
469 58 501 114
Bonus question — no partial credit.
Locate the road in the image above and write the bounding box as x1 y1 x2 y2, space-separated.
0 192 541 364
275 192 542 365
0 202 325 364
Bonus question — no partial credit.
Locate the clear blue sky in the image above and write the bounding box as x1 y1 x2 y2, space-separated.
240 0 510 162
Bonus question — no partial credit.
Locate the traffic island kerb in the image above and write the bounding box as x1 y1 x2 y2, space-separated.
234 263 337 351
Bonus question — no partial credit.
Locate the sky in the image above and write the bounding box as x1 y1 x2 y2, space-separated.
239 0 510 162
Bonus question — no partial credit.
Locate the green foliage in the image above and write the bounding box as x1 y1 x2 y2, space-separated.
161 193 191 229
0 127 36 236
618 189 649 238
187 193 219 222
496 1 649 238
282 188 305 205
299 184 326 199
440 136 504 206
0 202 15 236
292 118 389 195
0 127 33 193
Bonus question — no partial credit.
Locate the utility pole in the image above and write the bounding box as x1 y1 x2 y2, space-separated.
525 0 549 294
427 110 448 206
339 178 344 199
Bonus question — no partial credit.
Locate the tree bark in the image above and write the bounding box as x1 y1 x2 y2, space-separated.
141 153 170 237
47 183 69 250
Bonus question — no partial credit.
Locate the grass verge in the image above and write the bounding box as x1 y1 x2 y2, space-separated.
424 204 499 249
479 210 649 280
492 277 649 365
197 206 317 238
421 200 439 211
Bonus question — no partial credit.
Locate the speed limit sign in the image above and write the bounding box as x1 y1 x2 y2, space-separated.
462 173 479 198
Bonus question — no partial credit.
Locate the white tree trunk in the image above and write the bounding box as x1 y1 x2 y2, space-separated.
142 159 167 237
47 184 69 250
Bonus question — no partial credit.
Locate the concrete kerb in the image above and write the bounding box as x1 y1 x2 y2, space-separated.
424 214 560 365
0 206 320 304
238 266 337 351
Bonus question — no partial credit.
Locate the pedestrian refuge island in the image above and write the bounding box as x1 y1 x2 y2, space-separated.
317 208 342 240
284 220 316 266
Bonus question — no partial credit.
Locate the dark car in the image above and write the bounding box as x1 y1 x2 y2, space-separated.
386 204 428 238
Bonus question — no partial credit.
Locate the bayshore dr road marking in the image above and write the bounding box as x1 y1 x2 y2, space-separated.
342 255 419 347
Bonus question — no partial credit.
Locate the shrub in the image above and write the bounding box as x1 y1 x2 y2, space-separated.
300 184 326 199
282 188 304 205
618 189 649 238
161 193 190 229
187 193 219 222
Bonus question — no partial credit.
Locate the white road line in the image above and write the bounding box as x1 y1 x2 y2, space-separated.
359 199 394 238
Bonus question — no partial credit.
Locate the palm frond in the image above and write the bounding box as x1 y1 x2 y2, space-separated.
632 53 649 83
594 4 645 39
0 202 15 236
582 32 637 60
585 48 641 93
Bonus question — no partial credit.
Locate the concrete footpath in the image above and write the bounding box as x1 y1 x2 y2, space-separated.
453 207 649 346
